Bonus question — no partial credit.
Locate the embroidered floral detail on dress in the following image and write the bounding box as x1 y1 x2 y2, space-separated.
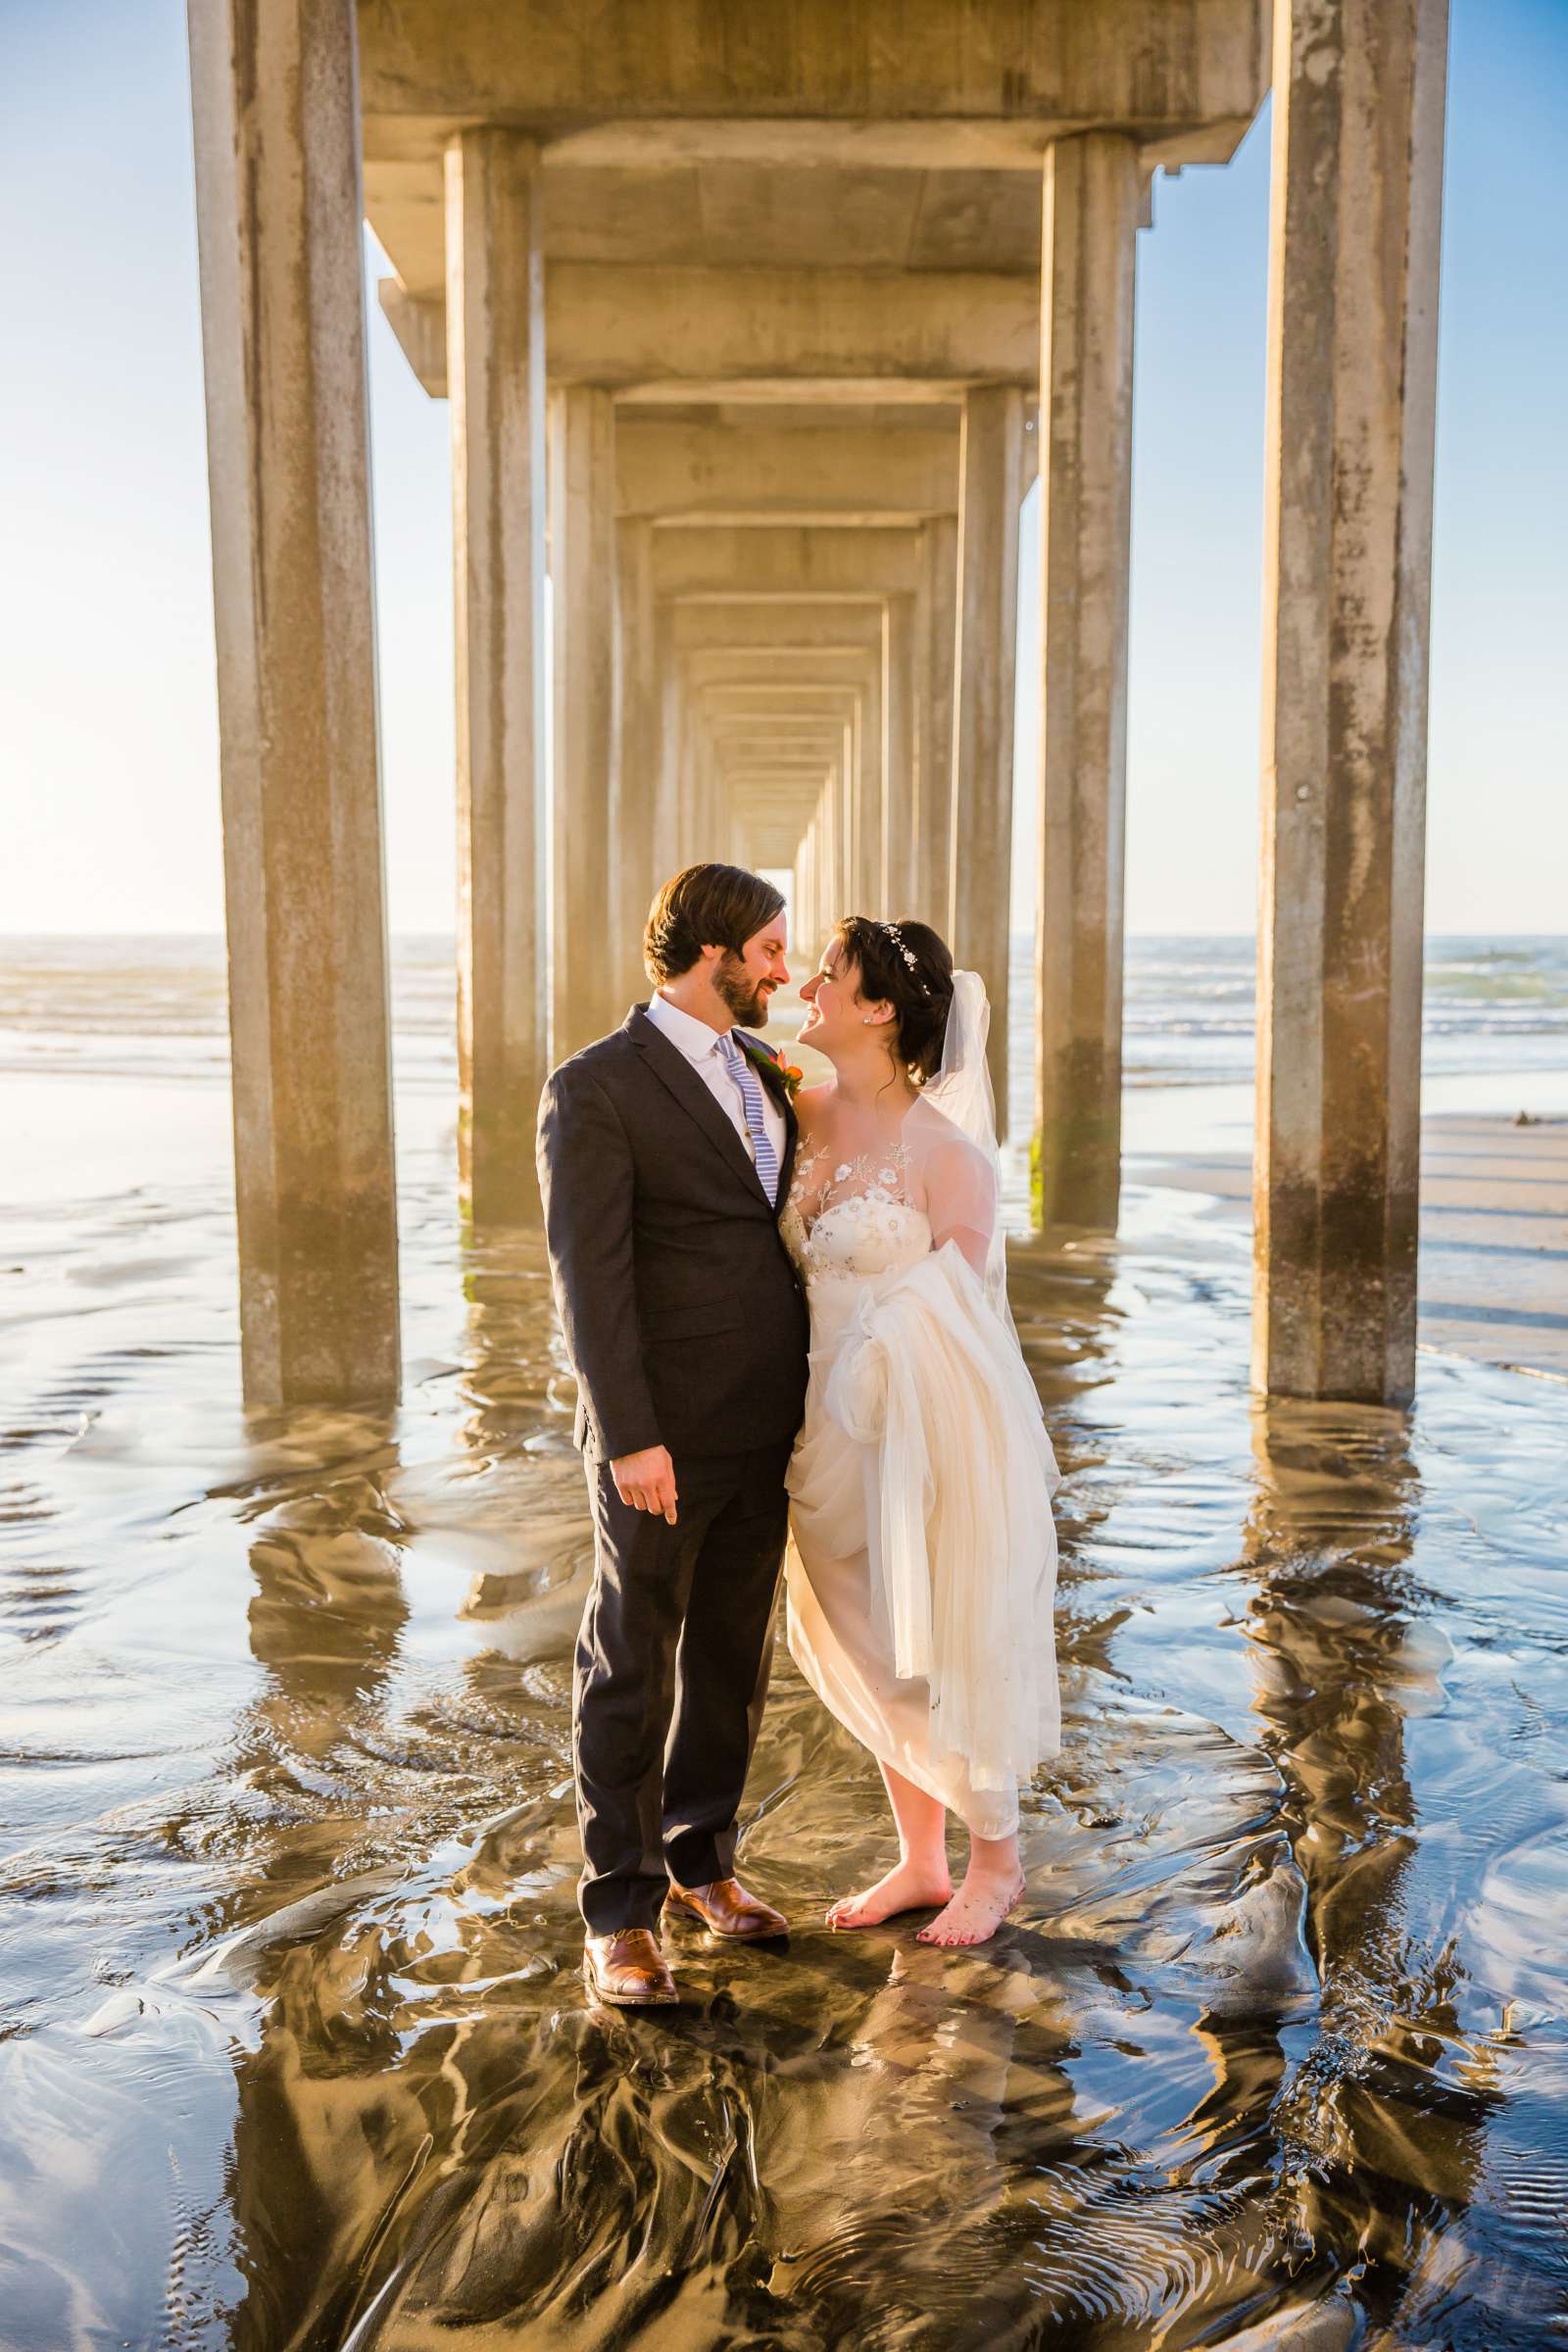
789 1141 913 1228
781 1140 929 1286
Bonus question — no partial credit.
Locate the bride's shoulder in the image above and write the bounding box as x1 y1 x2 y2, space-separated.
906 1099 984 1163
794 1082 834 1134
906 1102 996 1202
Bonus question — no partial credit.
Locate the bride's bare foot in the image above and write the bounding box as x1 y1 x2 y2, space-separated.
826 1856 952 1931
915 1866 1025 1947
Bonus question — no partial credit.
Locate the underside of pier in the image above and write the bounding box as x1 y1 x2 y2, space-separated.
185 0 1448 1409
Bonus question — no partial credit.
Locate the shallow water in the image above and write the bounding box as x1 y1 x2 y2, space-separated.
3 956 1568 2348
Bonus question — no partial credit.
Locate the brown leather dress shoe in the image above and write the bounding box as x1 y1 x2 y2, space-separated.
665 1876 789 1940
582 1928 678 2007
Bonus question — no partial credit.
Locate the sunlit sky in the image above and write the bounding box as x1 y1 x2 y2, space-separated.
2 0 1563 940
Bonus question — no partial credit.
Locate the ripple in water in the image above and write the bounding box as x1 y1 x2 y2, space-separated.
1 1092 1567 2343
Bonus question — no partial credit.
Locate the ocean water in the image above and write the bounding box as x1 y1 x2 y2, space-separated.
5 932 1567 1095
2 935 1567 2350
1125 933 1568 1086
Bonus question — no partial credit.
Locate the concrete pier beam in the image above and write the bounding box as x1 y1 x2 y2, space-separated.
551 385 618 1060
951 384 1026 1119
682 647 882 706
1033 132 1140 1229
615 418 959 525
671 603 887 660
186 0 399 1404
445 125 549 1223
1254 0 1448 1405
653 524 923 603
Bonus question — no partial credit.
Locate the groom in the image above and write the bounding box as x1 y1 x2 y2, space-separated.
536 862 810 2006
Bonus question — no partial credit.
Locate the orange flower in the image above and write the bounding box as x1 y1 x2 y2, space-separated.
739 1035 803 1102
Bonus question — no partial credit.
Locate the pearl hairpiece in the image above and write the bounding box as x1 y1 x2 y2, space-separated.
878 919 931 996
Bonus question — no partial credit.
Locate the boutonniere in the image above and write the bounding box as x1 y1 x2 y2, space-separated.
739 1034 804 1102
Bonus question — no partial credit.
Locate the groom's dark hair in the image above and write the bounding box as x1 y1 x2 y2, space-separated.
644 862 786 985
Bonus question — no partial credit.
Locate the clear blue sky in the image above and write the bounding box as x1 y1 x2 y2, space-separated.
1 0 1563 938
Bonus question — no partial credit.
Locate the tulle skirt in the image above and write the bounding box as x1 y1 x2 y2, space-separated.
785 1247 1061 1842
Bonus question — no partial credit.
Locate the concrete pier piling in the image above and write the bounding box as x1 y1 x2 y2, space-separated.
443 126 550 1228
1033 133 1142 1233
186 0 400 1404
1254 0 1449 1405
550 385 619 1064
952 385 1027 1120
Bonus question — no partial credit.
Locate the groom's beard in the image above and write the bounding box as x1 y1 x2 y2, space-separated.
713 953 773 1029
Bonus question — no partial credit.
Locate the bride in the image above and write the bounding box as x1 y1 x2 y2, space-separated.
780 915 1062 1948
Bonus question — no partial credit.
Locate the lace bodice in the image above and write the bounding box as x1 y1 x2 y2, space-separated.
780 1141 932 1288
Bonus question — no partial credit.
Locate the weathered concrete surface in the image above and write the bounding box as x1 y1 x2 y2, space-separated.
908 515 958 930
698 686 866 739
554 267 1040 390
797 758 853 960
357 0 1268 300
653 524 924 603
1254 0 1448 1407
880 590 917 919
1033 132 1140 1230
951 385 1027 1120
550 385 619 1060
683 721 740 868
187 0 399 1405
674 637 887 910
681 648 883 698
381 268 1035 398
670 602 887 658
188 0 1322 1413
612 514 658 1011
666 598 896 906
357 0 1266 404
616 419 958 524
446 127 549 1221
687 598 911 923
359 0 1268 129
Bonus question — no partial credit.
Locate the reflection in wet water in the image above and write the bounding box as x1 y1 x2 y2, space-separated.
2 1169 1567 2349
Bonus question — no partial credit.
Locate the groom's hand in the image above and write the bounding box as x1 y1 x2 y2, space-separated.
611 1445 678 1524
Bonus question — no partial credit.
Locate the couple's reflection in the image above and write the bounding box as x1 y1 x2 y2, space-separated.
221 1381 1074 2343
217 1237 1502 2347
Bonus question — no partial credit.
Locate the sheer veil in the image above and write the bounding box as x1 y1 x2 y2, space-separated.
905 968 1011 1327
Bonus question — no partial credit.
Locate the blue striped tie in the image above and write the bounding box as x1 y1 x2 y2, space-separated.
718 1033 781 1205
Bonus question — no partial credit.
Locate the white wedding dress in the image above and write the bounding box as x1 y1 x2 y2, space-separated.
779 981 1062 1842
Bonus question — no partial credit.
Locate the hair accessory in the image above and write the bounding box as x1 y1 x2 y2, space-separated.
877 919 931 996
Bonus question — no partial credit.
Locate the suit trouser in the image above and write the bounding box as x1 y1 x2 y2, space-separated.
574 1442 794 1936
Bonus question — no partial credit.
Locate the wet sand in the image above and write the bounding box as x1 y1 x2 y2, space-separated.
2 1058 1568 2348
1130 1106 1568 1379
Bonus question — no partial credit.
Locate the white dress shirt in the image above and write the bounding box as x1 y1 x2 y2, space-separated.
646 991 787 1177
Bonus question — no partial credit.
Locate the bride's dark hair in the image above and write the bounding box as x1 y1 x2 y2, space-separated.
834 915 955 1084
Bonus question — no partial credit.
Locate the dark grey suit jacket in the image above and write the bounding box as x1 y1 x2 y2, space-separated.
536 1005 810 1462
